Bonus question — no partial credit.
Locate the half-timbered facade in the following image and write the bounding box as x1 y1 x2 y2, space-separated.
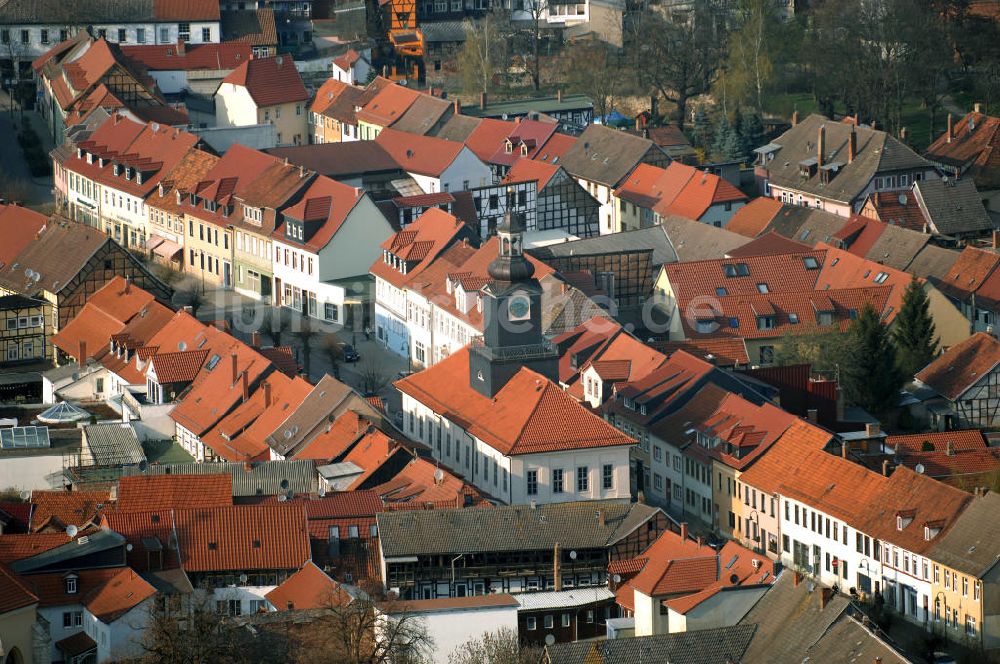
0 295 54 365
914 333 1000 430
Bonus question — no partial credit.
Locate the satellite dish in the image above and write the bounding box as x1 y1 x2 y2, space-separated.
898 193 908 206
318 485 326 497
65 524 79 538
569 550 577 560
544 635 555 646
729 573 740 585
277 494 287 502
138 460 148 472
434 468 445 482
612 574 621 584
915 463 925 474
239 574 248 584
19 490 30 501
126 543 133 552
286 489 294 501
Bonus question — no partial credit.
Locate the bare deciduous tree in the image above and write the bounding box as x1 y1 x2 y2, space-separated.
292 317 319 378
260 308 290 347
447 627 541 664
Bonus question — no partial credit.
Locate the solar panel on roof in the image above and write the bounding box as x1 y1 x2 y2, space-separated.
0 426 51 449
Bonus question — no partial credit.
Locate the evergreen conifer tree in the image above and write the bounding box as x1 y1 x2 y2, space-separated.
841 305 904 416
893 277 939 377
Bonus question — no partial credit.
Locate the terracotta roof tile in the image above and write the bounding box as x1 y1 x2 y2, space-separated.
885 430 987 455
30 490 111 532
652 338 750 367
370 455 486 506
222 55 308 107
116 474 233 512
311 77 352 116
0 204 48 269
460 118 517 162
0 533 70 564
375 127 469 177
122 42 250 71
726 231 811 258
84 567 156 623
935 245 1000 301
502 157 560 190
356 83 421 127
396 348 635 455
173 504 310 572
925 112 1000 190
275 175 365 252
0 563 37 614
863 190 927 231
533 132 577 165
149 349 210 383
915 332 1000 400
23 567 122 607
265 560 352 610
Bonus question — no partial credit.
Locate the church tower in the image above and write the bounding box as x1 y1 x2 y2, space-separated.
468 203 558 397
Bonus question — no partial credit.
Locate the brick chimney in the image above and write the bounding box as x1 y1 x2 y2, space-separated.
900 127 908 143
817 125 826 168
680 522 688 541
597 509 606 527
842 441 848 458
553 541 562 591
263 381 272 408
124 276 131 294
947 113 953 142
242 370 249 402
882 459 890 476
993 229 999 249
791 110 799 126
480 91 487 110
849 126 857 163
231 352 239 384
78 340 87 365
557 89 562 103
453 98 460 115
865 422 880 438
251 330 260 348
820 587 833 609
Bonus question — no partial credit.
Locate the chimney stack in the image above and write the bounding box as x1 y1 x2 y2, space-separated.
231 352 239 384
842 441 848 458
557 89 562 103
242 370 249 402
263 380 272 408
820 587 833 609
635 117 641 132
817 125 826 168
124 276 131 294
974 102 982 114
480 91 487 110
553 542 562 591
947 440 955 456
947 113 953 142
597 509 606 527
251 330 261 348
992 229 999 249
871 119 877 131
791 110 799 126
453 98 460 115
900 127 908 143
849 126 857 163
696 535 705 547
78 340 87 365
882 459 890 476
680 522 688 541
865 422 880 438
807 408 819 424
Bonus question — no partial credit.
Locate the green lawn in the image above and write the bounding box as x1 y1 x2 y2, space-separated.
143 440 194 464
762 93 820 120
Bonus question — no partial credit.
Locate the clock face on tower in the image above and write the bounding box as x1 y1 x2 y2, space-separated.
507 292 531 321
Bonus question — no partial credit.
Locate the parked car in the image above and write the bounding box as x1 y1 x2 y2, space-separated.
340 344 360 363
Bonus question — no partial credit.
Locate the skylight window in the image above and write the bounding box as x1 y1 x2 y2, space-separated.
874 272 889 284
803 256 819 270
757 283 769 293
788 313 799 324
716 287 728 296
205 354 221 371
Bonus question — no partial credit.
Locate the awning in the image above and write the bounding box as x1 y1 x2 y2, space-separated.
152 237 182 260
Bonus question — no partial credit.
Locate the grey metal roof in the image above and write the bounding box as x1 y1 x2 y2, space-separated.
420 21 469 43
534 226 678 266
762 114 933 205
11 529 125 573
929 492 1000 578
915 177 997 236
83 423 145 466
516 586 614 611
543 624 757 664
377 500 661 558
120 459 317 497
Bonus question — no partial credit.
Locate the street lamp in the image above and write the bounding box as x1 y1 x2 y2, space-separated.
747 510 761 553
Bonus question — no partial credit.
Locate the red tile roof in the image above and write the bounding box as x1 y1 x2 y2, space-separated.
885 430 987 455
311 77 352 116
502 157 560 190
935 245 1000 301
370 455 486 506
100 510 180 571
665 540 776 615
740 421 881 524
916 332 1000 400
356 84 421 127
333 48 364 73
815 244 915 323
462 118 517 162
726 231 812 258
859 466 970 555
0 204 48 270
375 127 469 178
116 474 233 512
370 208 468 289
24 568 123 608
294 409 373 461
154 0 220 20
303 490 385 518
724 198 783 238
265 561 352 610
30 490 111 532
172 504 310 572
652 338 750 367
395 348 635 456
0 533 71 564
149 349 210 383
863 190 927 231
275 175 365 252
122 42 250 71
85 567 156 623
0 563 36 614
896 448 1000 485
223 55 309 107
614 162 748 221
533 132 576 165
925 112 1000 189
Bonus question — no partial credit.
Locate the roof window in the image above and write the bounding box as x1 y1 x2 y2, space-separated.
803 256 819 270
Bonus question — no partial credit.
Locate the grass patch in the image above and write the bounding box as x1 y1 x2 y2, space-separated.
143 439 194 464
762 92 820 120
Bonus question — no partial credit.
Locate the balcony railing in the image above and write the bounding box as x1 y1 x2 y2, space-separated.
469 335 557 362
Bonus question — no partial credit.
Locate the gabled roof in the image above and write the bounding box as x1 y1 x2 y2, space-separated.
265 560 353 610
0 563 37 614
884 430 987 455
374 127 469 177
502 157 561 190
85 567 156 623
913 177 996 236
310 77 352 116
0 204 48 270
392 94 454 136
929 491 1000 577
221 8 279 47
396 348 635 456
172 504 310 572
378 500 661 557
458 117 518 162
915 332 1000 400
543 625 757 664
726 231 812 258
924 112 1000 190
816 244 917 323
863 189 927 232
368 455 486 506
356 83 421 127
274 175 365 252
30 489 111 533
857 465 970 555
761 114 932 204
935 245 1000 302
222 55 308 107
559 125 664 188
122 42 251 72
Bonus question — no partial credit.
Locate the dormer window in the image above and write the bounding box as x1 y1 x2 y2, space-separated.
77 147 83 159
504 140 513 154
136 172 143 185
98 157 105 168
86 152 93 164
623 396 635 410
113 163 121 176
756 315 776 331
65 574 78 594
897 513 914 530
817 311 834 326
520 143 529 156
125 167 132 181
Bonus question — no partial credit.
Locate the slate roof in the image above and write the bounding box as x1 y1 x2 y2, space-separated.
543 625 757 664
763 205 849 247
762 114 932 205
559 124 665 188
854 221 931 271
915 332 1000 399
914 177 996 236
929 491 1000 577
660 215 751 261
120 459 317 497
0 0 216 23
223 55 308 107
391 94 454 136
378 500 661 557
905 244 961 281
83 423 145 467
